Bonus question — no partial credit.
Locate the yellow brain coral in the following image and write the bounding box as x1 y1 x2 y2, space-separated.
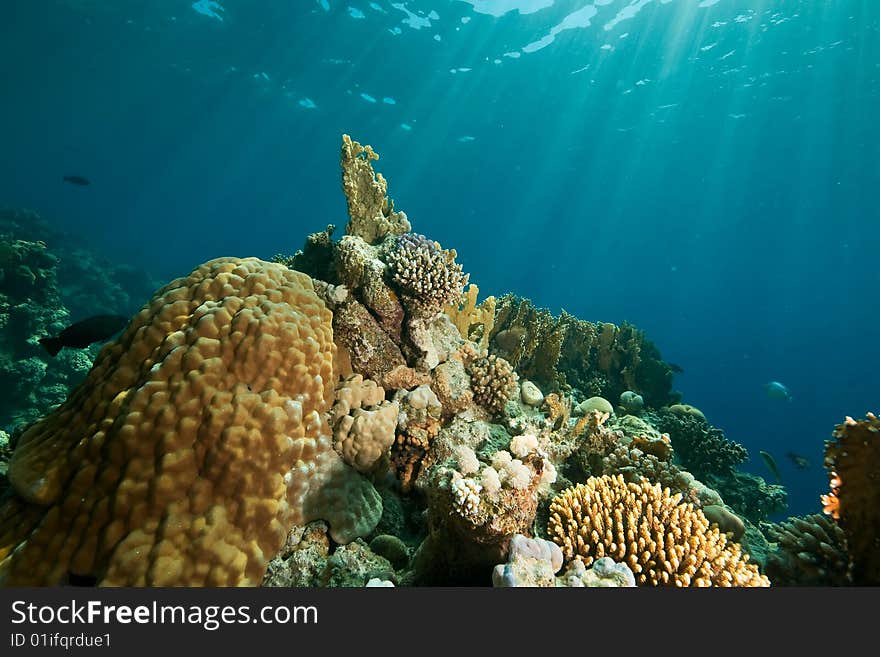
0 257 379 586
548 474 769 587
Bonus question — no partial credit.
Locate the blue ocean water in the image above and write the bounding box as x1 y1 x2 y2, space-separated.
1 0 877 518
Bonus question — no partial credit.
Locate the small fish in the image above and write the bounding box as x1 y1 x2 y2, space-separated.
39 314 129 356
785 451 811 470
763 380 793 402
759 450 782 484
63 175 90 186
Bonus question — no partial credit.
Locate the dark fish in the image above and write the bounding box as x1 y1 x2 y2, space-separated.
759 450 782 485
63 175 90 186
668 362 684 373
785 451 811 470
38 314 129 356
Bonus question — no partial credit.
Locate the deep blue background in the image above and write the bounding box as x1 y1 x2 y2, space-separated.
1 0 877 517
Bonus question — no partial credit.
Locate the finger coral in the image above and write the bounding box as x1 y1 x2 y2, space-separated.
821 413 880 585
0 257 381 586
547 474 769 586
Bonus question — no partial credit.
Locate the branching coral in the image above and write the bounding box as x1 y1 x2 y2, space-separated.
467 354 519 415
0 257 382 586
547 475 769 586
385 233 469 321
763 514 850 586
821 413 880 585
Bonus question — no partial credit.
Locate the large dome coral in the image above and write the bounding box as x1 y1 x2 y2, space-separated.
0 257 381 586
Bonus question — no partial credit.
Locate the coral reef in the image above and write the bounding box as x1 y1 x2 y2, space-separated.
0 137 853 590
0 257 382 585
547 475 769 586
703 471 788 524
821 413 880 585
262 521 397 587
389 385 443 493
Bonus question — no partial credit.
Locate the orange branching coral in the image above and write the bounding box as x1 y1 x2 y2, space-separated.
0 257 382 586
548 475 769 587
821 413 880 585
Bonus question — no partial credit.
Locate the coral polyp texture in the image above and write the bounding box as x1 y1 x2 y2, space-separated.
547 475 769 587
821 413 880 585
0 257 381 586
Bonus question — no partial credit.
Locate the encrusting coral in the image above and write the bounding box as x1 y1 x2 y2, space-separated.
490 533 637 587
547 474 769 586
821 413 880 585
0 257 382 586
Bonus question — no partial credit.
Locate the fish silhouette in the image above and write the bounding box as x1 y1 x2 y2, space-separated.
39 314 129 356
759 450 782 484
63 175 90 186
785 451 811 470
763 381 793 402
